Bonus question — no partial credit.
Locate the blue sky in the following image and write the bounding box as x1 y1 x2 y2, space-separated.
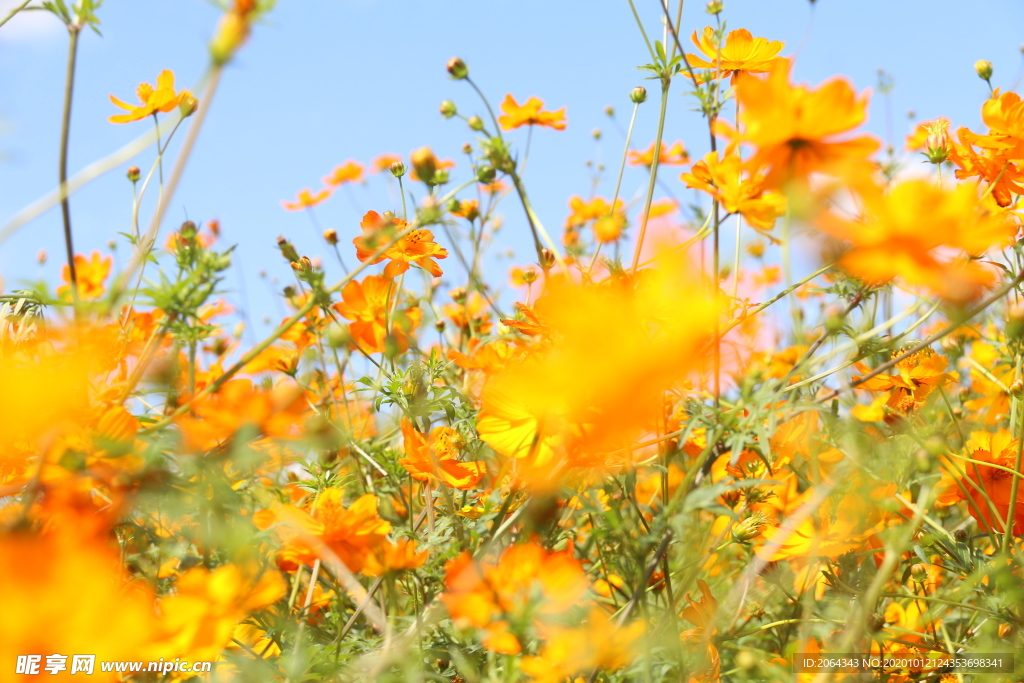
1 0 1022 334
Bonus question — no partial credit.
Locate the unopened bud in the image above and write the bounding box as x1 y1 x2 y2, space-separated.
439 100 457 119
323 229 338 245
732 512 769 544
446 57 468 80
179 91 199 118
591 128 601 140
706 0 723 14
915 448 934 473
476 165 496 183
449 287 467 303
326 323 351 348
389 160 406 178
468 115 484 131
127 166 141 182
1007 305 1024 339
36 249 47 265
1011 379 1024 397
539 248 556 269
434 320 446 332
410 146 437 183
277 236 300 262
630 86 647 104
910 563 928 583
461 142 473 154
954 528 968 543
520 268 538 284
975 60 993 81
604 105 615 117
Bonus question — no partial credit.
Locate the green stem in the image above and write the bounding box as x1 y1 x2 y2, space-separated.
630 78 670 272
0 0 32 30
59 26 81 295
588 100 639 272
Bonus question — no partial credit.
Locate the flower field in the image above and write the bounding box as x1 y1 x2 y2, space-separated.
3 1 1024 681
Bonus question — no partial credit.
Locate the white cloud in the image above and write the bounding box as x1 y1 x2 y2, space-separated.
0 1 63 45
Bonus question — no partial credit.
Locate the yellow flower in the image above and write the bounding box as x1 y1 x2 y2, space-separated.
109 70 194 124
498 94 567 131
680 151 786 231
686 27 785 81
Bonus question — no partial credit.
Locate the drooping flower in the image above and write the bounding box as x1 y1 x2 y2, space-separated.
628 140 690 166
322 160 365 187
280 187 332 211
398 419 487 490
680 151 787 231
331 274 422 354
352 210 448 278
498 95 567 131
109 70 194 123
57 251 112 301
725 59 879 187
686 27 785 82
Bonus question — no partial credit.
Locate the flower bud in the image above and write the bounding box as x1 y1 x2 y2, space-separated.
746 241 765 258
476 165 496 183
732 512 769 544
954 528 968 543
389 160 406 178
975 60 993 81
178 91 199 118
410 146 437 184
539 248 556 269
591 128 601 140
449 287 467 303
326 323 351 349
604 105 615 117
706 0 723 14
36 249 47 265
520 268 538 284
127 166 141 182
277 236 300 262
461 142 473 154
468 115 484 131
210 11 251 66
323 229 338 245
434 320 446 332
1011 379 1024 397
1007 305 1024 339
446 57 468 80
630 86 647 104
910 563 929 583
439 100 457 119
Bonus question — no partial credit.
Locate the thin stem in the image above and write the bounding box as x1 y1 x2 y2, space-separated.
630 79 670 272
0 0 32 31
59 26 81 294
589 100 639 273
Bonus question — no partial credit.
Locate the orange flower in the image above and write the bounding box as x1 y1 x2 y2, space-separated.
363 538 429 577
520 607 644 683
852 346 954 420
150 564 285 662
686 26 785 81
679 579 721 683
0 533 158 681
398 419 487 490
564 195 624 229
281 187 332 211
370 153 402 173
174 379 309 452
949 124 1024 208
322 160 365 187
450 198 480 221
109 69 193 123
628 140 690 166
726 59 879 187
331 274 422 354
352 210 448 278
936 430 1024 535
476 251 717 486
680 151 786 231
817 179 1015 302
497 94 567 131
254 489 392 572
57 250 112 301
441 541 589 654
